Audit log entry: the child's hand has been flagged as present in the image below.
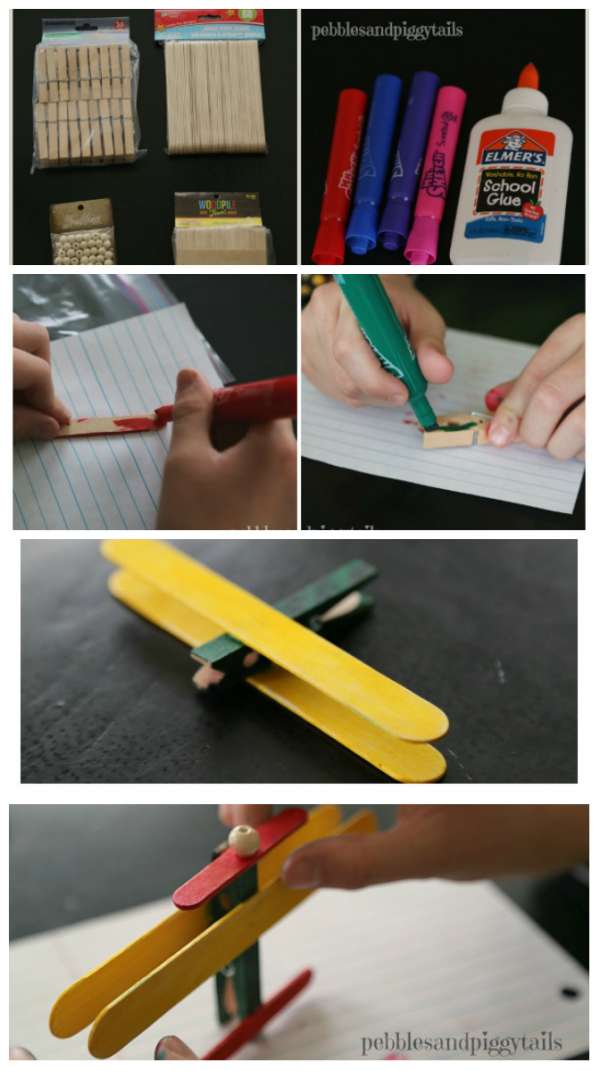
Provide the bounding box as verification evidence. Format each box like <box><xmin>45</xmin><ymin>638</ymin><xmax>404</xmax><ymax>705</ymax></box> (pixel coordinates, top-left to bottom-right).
<box><xmin>157</xmin><ymin>371</ymin><xmax>297</xmax><ymax>530</ymax></box>
<box><xmin>281</xmin><ymin>805</ymin><xmax>588</xmax><ymax>889</ymax></box>
<box><xmin>13</xmin><ymin>316</ymin><xmax>71</xmax><ymax>440</ymax></box>
<box><xmin>486</xmin><ymin>314</ymin><xmax>585</xmax><ymax>459</ymax></box>
<box><xmin>302</xmin><ymin>275</ymin><xmax>453</xmax><ymax>408</ymax></box>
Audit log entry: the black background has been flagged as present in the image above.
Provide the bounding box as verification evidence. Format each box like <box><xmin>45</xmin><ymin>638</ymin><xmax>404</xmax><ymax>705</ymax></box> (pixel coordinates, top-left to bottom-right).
<box><xmin>21</xmin><ymin>539</ymin><xmax>577</xmax><ymax>785</ymax></box>
<box><xmin>13</xmin><ymin>10</ymin><xmax>297</xmax><ymax>265</ymax></box>
<box><xmin>301</xmin><ymin>9</ymin><xmax>586</xmax><ymax>265</ymax></box>
<box><xmin>302</xmin><ymin>274</ymin><xmax>585</xmax><ymax>530</ymax></box>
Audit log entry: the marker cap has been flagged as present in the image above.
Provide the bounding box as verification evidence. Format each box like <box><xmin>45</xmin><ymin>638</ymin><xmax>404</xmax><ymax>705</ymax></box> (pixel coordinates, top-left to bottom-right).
<box><xmin>403</xmin><ymin>215</ymin><xmax>440</xmax><ymax>265</ymax></box>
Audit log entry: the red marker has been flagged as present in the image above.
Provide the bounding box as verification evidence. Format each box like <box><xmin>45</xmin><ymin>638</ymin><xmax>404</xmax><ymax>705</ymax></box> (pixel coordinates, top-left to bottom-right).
<box><xmin>312</xmin><ymin>89</ymin><xmax>368</xmax><ymax>265</ymax></box>
<box><xmin>54</xmin><ymin>375</ymin><xmax>297</xmax><ymax>438</ymax></box>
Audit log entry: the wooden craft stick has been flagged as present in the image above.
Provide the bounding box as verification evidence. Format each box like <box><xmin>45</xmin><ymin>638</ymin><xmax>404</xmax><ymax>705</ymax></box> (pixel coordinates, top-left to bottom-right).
<box><xmin>36</xmin><ymin>48</ymin><xmax>48</xmax><ymax>82</ymax></box>
<box><xmin>56</xmin><ymin>48</ymin><xmax>68</xmax><ymax>80</ymax></box>
<box><xmin>68</xmin><ymin>100</ymin><xmax>81</xmax><ymax>159</ymax></box>
<box><xmin>88</xmin><ymin>811</ymin><xmax>374</xmax><ymax>1058</ymax></box>
<box><xmin>49</xmin><ymin>806</ymin><xmax>340</xmax><ymax>1041</ymax></box>
<box><xmin>88</xmin><ymin>46</ymin><xmax>100</xmax><ymax>78</ymax></box>
<box><xmin>107</xmin><ymin>566</ymin><xmax>446</xmax><ymax>783</ymax></box>
<box><xmin>67</xmin><ymin>47</ymin><xmax>78</xmax><ymax>80</ymax></box>
<box><xmin>45</xmin><ymin>48</ymin><xmax>57</xmax><ymax>82</ymax></box>
<box><xmin>202</xmin><ymin>969</ymin><xmax>313</xmax><ymax>1061</ymax></box>
<box><xmin>99</xmin><ymin>100</ymin><xmax>114</xmax><ymax>156</ymax></box>
<box><xmin>78</xmin><ymin>47</ymin><xmax>89</xmax><ymax>80</ymax></box>
<box><xmin>79</xmin><ymin>100</ymin><xmax>91</xmax><ymax>158</ymax></box>
<box><xmin>102</xmin><ymin>541</ymin><xmax>447</xmax><ymax>745</ymax></box>
<box><xmin>422</xmin><ymin>413</ymin><xmax>491</xmax><ymax>450</ymax></box>
<box><xmin>100</xmin><ymin>45</ymin><xmax>111</xmax><ymax>79</ymax></box>
<box><xmin>173</xmin><ymin>809</ymin><xmax>307</xmax><ymax>910</ymax></box>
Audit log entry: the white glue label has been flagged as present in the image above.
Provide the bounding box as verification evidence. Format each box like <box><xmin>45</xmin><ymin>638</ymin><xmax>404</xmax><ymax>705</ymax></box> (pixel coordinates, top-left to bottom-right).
<box><xmin>465</xmin><ymin>127</ymin><xmax>555</xmax><ymax>243</ymax></box>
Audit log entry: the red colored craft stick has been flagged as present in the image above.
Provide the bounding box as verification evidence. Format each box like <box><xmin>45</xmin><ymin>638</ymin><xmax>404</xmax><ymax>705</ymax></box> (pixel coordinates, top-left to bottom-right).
<box><xmin>155</xmin><ymin>374</ymin><xmax>297</xmax><ymax>427</ymax></box>
<box><xmin>202</xmin><ymin>969</ymin><xmax>313</xmax><ymax>1060</ymax></box>
<box><xmin>172</xmin><ymin>807</ymin><xmax>307</xmax><ymax>910</ymax></box>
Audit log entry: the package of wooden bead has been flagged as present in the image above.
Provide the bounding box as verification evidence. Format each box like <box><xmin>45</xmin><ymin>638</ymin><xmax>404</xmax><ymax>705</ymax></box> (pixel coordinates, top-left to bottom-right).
<box><xmin>51</xmin><ymin>228</ymin><xmax>116</xmax><ymax>266</ymax></box>
<box><xmin>32</xmin><ymin>18</ymin><xmax>142</xmax><ymax>169</ymax></box>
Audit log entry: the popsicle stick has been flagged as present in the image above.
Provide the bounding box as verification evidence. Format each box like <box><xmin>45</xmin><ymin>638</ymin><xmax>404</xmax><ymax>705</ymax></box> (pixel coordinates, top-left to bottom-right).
<box><xmin>202</xmin><ymin>969</ymin><xmax>313</xmax><ymax>1060</ymax></box>
<box><xmin>102</xmin><ymin>541</ymin><xmax>448</xmax><ymax>744</ymax></box>
<box><xmin>87</xmin><ymin>810</ymin><xmax>374</xmax><ymax>1059</ymax></box>
<box><xmin>107</xmin><ymin>567</ymin><xmax>447</xmax><ymax>783</ymax></box>
<box><xmin>49</xmin><ymin>806</ymin><xmax>340</xmax><ymax>1040</ymax></box>
<box><xmin>173</xmin><ymin>808</ymin><xmax>307</xmax><ymax>910</ymax></box>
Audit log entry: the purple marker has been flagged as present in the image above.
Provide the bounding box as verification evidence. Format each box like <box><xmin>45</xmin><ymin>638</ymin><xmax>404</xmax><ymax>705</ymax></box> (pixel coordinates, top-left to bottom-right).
<box><xmin>378</xmin><ymin>71</ymin><xmax>440</xmax><ymax>251</ymax></box>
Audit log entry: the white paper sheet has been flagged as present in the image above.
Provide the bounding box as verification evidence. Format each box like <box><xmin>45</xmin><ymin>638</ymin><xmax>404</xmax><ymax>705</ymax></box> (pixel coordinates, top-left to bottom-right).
<box><xmin>13</xmin><ymin>304</ymin><xmax>224</xmax><ymax>531</ymax></box>
<box><xmin>9</xmin><ymin>878</ymin><xmax>588</xmax><ymax>1060</ymax></box>
<box><xmin>302</xmin><ymin>329</ymin><xmax>584</xmax><ymax>514</ymax></box>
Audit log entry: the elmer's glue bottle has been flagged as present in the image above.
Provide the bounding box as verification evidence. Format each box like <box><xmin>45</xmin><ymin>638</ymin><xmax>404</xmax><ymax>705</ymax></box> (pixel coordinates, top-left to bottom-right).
<box><xmin>450</xmin><ymin>64</ymin><xmax>572</xmax><ymax>264</ymax></box>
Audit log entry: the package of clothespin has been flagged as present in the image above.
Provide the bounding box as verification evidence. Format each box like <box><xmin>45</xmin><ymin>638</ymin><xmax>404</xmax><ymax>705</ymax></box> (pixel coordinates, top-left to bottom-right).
<box><xmin>173</xmin><ymin>192</ymin><xmax>274</xmax><ymax>264</ymax></box>
<box><xmin>155</xmin><ymin>10</ymin><xmax>267</xmax><ymax>154</ymax></box>
<box><xmin>49</xmin><ymin>198</ymin><xmax>116</xmax><ymax>265</ymax></box>
<box><xmin>32</xmin><ymin>17</ymin><xmax>143</xmax><ymax>170</ymax></box>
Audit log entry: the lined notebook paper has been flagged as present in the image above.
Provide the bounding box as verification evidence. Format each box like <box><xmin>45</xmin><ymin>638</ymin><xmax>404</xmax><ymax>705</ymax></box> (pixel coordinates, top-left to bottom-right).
<box><xmin>13</xmin><ymin>305</ymin><xmax>224</xmax><ymax>530</ymax></box>
<box><xmin>10</xmin><ymin>878</ymin><xmax>588</xmax><ymax>1059</ymax></box>
<box><xmin>302</xmin><ymin>329</ymin><xmax>585</xmax><ymax>514</ymax></box>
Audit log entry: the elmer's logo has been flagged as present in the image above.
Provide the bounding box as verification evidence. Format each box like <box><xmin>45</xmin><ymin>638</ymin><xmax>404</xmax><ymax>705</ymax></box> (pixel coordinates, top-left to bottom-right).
<box><xmin>478</xmin><ymin>128</ymin><xmax>555</xmax><ymax>167</ymax></box>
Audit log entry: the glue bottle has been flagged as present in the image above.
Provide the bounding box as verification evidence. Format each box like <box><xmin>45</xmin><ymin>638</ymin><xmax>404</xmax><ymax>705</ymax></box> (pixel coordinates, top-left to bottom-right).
<box><xmin>450</xmin><ymin>64</ymin><xmax>572</xmax><ymax>264</ymax></box>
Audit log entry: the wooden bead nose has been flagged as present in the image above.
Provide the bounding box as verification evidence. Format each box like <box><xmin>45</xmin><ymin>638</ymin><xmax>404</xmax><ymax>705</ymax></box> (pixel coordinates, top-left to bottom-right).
<box><xmin>228</xmin><ymin>824</ymin><xmax>260</xmax><ymax>857</ymax></box>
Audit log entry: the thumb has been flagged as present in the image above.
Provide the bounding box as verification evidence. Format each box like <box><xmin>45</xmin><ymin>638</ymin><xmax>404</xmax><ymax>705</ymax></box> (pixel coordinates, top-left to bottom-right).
<box><xmin>168</xmin><ymin>369</ymin><xmax>213</xmax><ymax>453</ymax></box>
<box><xmin>282</xmin><ymin>825</ymin><xmax>439</xmax><ymax>891</ymax></box>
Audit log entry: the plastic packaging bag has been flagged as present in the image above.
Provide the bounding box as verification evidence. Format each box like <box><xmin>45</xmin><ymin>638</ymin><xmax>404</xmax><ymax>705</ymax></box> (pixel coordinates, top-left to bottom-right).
<box><xmin>49</xmin><ymin>198</ymin><xmax>116</xmax><ymax>265</ymax></box>
<box><xmin>172</xmin><ymin>192</ymin><xmax>275</xmax><ymax>264</ymax></box>
<box><xmin>32</xmin><ymin>17</ymin><xmax>143</xmax><ymax>170</ymax></box>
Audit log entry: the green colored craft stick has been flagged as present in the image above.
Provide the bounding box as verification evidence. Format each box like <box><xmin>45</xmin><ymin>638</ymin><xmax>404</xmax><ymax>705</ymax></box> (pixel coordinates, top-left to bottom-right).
<box><xmin>334</xmin><ymin>274</ymin><xmax>438</xmax><ymax>430</ymax></box>
<box><xmin>191</xmin><ymin>559</ymin><xmax>378</xmax><ymax>676</ymax></box>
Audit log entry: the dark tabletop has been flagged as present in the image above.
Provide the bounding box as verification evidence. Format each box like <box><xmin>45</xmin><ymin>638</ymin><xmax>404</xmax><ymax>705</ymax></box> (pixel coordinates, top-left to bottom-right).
<box><xmin>301</xmin><ymin>9</ymin><xmax>586</xmax><ymax>265</ymax></box>
<box><xmin>302</xmin><ymin>273</ymin><xmax>585</xmax><ymax>530</ymax></box>
<box><xmin>13</xmin><ymin>10</ymin><xmax>297</xmax><ymax>265</ymax></box>
<box><xmin>21</xmin><ymin>538</ymin><xmax>577</xmax><ymax>785</ymax></box>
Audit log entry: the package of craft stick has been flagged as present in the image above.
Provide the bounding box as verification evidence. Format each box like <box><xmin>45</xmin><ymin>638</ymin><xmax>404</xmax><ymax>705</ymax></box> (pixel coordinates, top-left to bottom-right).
<box><xmin>49</xmin><ymin>198</ymin><xmax>116</xmax><ymax>265</ymax></box>
<box><xmin>173</xmin><ymin>192</ymin><xmax>275</xmax><ymax>264</ymax></box>
<box><xmin>32</xmin><ymin>17</ymin><xmax>143</xmax><ymax>170</ymax></box>
<box><xmin>155</xmin><ymin>11</ymin><xmax>267</xmax><ymax>155</ymax></box>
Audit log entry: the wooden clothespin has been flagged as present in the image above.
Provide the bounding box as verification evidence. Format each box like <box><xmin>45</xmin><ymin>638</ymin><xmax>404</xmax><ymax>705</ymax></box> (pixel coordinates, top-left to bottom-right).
<box><xmin>102</xmin><ymin>540</ymin><xmax>448</xmax><ymax>783</ymax></box>
<box><xmin>50</xmin><ymin>805</ymin><xmax>377</xmax><ymax>1058</ymax></box>
<box><xmin>422</xmin><ymin>412</ymin><xmax>490</xmax><ymax>449</ymax></box>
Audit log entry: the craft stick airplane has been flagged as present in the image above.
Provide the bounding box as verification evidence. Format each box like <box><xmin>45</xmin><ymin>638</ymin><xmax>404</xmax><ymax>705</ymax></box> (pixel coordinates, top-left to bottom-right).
<box><xmin>101</xmin><ymin>541</ymin><xmax>449</xmax><ymax>782</ymax></box>
<box><xmin>50</xmin><ymin>805</ymin><xmax>376</xmax><ymax>1059</ymax></box>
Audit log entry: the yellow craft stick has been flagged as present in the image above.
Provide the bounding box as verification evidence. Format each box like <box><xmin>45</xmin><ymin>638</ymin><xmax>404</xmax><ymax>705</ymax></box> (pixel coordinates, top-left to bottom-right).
<box><xmin>86</xmin><ymin>810</ymin><xmax>374</xmax><ymax>1058</ymax></box>
<box><xmin>108</xmin><ymin>570</ymin><xmax>446</xmax><ymax>782</ymax></box>
<box><xmin>50</xmin><ymin>805</ymin><xmax>342</xmax><ymax>1040</ymax></box>
<box><xmin>102</xmin><ymin>541</ymin><xmax>448</xmax><ymax>744</ymax></box>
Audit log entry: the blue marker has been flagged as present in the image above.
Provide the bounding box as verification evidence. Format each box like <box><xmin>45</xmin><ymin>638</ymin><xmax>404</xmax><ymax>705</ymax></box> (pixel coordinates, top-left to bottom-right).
<box><xmin>378</xmin><ymin>71</ymin><xmax>440</xmax><ymax>251</ymax></box>
<box><xmin>346</xmin><ymin>74</ymin><xmax>403</xmax><ymax>255</ymax></box>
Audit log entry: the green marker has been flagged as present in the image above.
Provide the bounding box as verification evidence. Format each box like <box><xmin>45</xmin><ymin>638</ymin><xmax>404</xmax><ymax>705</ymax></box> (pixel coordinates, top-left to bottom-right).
<box><xmin>334</xmin><ymin>273</ymin><xmax>438</xmax><ymax>430</ymax></box>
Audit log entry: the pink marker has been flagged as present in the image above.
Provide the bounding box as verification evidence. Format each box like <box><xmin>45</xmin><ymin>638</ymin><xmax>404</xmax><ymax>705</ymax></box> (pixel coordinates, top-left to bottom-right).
<box><xmin>404</xmin><ymin>85</ymin><xmax>467</xmax><ymax>265</ymax></box>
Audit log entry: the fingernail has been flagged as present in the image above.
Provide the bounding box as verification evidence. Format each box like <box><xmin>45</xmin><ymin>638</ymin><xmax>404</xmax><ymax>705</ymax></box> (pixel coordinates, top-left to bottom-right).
<box><xmin>484</xmin><ymin>387</ymin><xmax>506</xmax><ymax>413</ymax></box>
<box><xmin>282</xmin><ymin>855</ymin><xmax>321</xmax><ymax>889</ymax></box>
<box><xmin>488</xmin><ymin>420</ymin><xmax>511</xmax><ymax>447</ymax></box>
<box><xmin>176</xmin><ymin>369</ymin><xmax>199</xmax><ymax>394</ymax></box>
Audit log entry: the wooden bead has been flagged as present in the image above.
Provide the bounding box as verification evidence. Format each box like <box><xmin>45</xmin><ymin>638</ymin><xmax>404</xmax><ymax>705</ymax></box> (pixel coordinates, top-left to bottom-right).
<box><xmin>228</xmin><ymin>824</ymin><xmax>260</xmax><ymax>857</ymax></box>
